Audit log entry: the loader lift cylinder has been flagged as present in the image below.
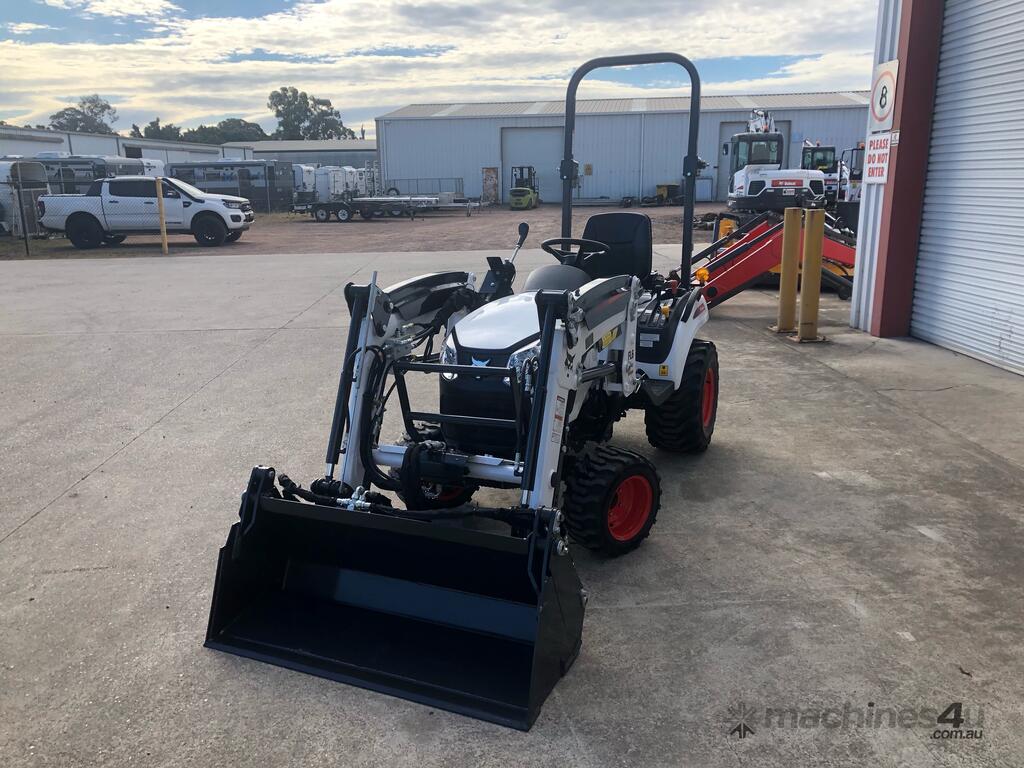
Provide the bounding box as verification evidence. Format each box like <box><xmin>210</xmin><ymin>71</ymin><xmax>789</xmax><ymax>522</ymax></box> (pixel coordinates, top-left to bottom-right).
<box><xmin>560</xmin><ymin>53</ymin><xmax>702</xmax><ymax>278</ymax></box>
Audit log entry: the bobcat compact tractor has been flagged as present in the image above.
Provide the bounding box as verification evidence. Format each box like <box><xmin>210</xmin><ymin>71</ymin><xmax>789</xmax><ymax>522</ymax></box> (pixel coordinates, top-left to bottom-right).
<box><xmin>205</xmin><ymin>53</ymin><xmax>718</xmax><ymax>731</ymax></box>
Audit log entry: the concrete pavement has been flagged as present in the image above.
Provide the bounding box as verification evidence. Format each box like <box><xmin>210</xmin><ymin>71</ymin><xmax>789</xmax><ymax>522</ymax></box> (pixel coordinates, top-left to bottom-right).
<box><xmin>2</xmin><ymin>248</ymin><xmax>1022</xmax><ymax>767</ymax></box>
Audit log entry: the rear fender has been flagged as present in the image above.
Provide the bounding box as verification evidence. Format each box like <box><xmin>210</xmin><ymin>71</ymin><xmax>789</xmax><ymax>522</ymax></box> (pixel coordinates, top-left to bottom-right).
<box><xmin>636</xmin><ymin>293</ymin><xmax>708</xmax><ymax>388</ymax></box>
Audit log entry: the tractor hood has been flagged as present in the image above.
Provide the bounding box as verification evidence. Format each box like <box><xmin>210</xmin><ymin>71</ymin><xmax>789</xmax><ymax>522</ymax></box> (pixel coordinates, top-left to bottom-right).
<box><xmin>452</xmin><ymin>292</ymin><xmax>539</xmax><ymax>351</ymax></box>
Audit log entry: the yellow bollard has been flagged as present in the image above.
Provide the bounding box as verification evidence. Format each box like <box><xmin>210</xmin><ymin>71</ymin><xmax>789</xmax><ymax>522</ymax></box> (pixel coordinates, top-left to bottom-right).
<box><xmin>772</xmin><ymin>208</ymin><xmax>802</xmax><ymax>332</ymax></box>
<box><xmin>155</xmin><ymin>176</ymin><xmax>169</xmax><ymax>256</ymax></box>
<box><xmin>795</xmin><ymin>207</ymin><xmax>825</xmax><ymax>342</ymax></box>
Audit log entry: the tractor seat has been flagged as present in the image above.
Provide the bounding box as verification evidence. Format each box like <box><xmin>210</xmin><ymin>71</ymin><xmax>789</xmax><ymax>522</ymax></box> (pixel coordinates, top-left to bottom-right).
<box><xmin>523</xmin><ymin>263</ymin><xmax>591</xmax><ymax>292</ymax></box>
<box><xmin>580</xmin><ymin>212</ymin><xmax>653</xmax><ymax>280</ymax></box>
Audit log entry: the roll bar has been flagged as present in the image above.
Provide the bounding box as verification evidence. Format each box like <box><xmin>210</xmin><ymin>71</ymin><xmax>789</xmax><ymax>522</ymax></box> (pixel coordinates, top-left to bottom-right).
<box><xmin>560</xmin><ymin>53</ymin><xmax>702</xmax><ymax>277</ymax></box>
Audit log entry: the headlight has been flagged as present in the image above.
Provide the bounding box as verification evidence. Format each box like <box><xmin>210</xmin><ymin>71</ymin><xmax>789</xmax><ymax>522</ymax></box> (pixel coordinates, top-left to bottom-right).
<box><xmin>439</xmin><ymin>334</ymin><xmax>457</xmax><ymax>380</ymax></box>
<box><xmin>508</xmin><ymin>340</ymin><xmax>540</xmax><ymax>384</ymax></box>
<box><xmin>222</xmin><ymin>200</ymin><xmax>245</xmax><ymax>209</ymax></box>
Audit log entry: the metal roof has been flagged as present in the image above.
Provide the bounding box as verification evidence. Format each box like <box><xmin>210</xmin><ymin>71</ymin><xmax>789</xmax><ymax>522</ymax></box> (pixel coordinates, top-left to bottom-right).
<box><xmin>220</xmin><ymin>139</ymin><xmax>377</xmax><ymax>151</ymax></box>
<box><xmin>378</xmin><ymin>92</ymin><xmax>871</xmax><ymax>120</ymax></box>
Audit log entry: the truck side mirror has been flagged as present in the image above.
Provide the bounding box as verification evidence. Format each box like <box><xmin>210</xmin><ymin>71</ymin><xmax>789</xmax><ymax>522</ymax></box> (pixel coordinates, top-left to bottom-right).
<box><xmin>722</xmin><ymin>143</ymin><xmax>729</xmax><ymax>156</ymax></box>
<box><xmin>517</xmin><ymin>221</ymin><xmax>529</xmax><ymax>247</ymax></box>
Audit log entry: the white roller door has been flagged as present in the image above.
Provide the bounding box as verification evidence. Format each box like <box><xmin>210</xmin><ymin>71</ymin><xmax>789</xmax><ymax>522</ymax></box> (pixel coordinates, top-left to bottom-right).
<box><xmin>912</xmin><ymin>0</ymin><xmax>1024</xmax><ymax>374</ymax></box>
<box><xmin>501</xmin><ymin>127</ymin><xmax>563</xmax><ymax>203</ymax></box>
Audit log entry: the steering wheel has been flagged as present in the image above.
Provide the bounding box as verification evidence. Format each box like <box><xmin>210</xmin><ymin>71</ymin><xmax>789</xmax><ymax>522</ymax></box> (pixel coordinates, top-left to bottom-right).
<box><xmin>540</xmin><ymin>238</ymin><xmax>609</xmax><ymax>269</ymax></box>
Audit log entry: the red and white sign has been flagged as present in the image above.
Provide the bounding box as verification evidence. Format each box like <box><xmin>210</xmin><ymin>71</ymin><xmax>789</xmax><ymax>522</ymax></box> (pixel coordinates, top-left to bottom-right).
<box><xmin>771</xmin><ymin>179</ymin><xmax>802</xmax><ymax>187</ymax></box>
<box><xmin>870</xmin><ymin>60</ymin><xmax>899</xmax><ymax>133</ymax></box>
<box><xmin>864</xmin><ymin>133</ymin><xmax>892</xmax><ymax>185</ymax></box>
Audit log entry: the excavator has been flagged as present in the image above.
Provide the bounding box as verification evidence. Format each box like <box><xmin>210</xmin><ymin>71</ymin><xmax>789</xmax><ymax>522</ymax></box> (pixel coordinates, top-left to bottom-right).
<box><xmin>726</xmin><ymin>110</ymin><xmax>827</xmax><ymax>213</ymax></box>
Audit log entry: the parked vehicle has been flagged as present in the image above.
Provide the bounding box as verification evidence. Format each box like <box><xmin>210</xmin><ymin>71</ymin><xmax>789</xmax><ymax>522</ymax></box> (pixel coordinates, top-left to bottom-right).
<box><xmin>801</xmin><ymin>142</ymin><xmax>839</xmax><ymax>205</ymax></box>
<box><xmin>0</xmin><ymin>160</ymin><xmax>49</xmax><ymax>236</ymax></box>
<box><xmin>726</xmin><ymin>110</ymin><xmax>826</xmax><ymax>212</ymax></box>
<box><xmin>37</xmin><ymin>176</ymin><xmax>253</xmax><ymax>248</ymax></box>
<box><xmin>166</xmin><ymin>160</ymin><xmax>292</xmax><ymax>212</ymax></box>
<box><xmin>34</xmin><ymin>154</ymin><xmax>164</xmax><ymax>195</ymax></box>
<box><xmin>293</xmin><ymin>164</ymin><xmax>316</xmax><ymax>206</ymax></box>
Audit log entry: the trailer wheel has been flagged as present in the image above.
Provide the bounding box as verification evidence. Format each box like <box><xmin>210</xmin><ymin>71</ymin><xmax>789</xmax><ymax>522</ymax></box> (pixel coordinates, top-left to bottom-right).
<box><xmin>386</xmin><ymin>186</ymin><xmax>401</xmax><ymax>196</ymax></box>
<box><xmin>335</xmin><ymin>206</ymin><xmax>352</xmax><ymax>222</ymax></box>
<box><xmin>387</xmin><ymin>207</ymin><xmax>404</xmax><ymax>218</ymax></box>
<box><xmin>645</xmin><ymin>340</ymin><xmax>718</xmax><ymax>453</ymax></box>
<box><xmin>67</xmin><ymin>215</ymin><xmax>104</xmax><ymax>249</ymax></box>
<box><xmin>359</xmin><ymin>208</ymin><xmax>374</xmax><ymax>220</ymax></box>
<box><xmin>314</xmin><ymin>206</ymin><xmax>330</xmax><ymax>223</ymax></box>
<box><xmin>561</xmin><ymin>444</ymin><xmax>660</xmax><ymax>556</ymax></box>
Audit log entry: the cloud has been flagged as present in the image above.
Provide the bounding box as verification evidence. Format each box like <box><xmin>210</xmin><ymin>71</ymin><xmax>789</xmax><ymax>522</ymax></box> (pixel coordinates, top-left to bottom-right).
<box><xmin>1</xmin><ymin>0</ymin><xmax>877</xmax><ymax>134</ymax></box>
<box><xmin>34</xmin><ymin>0</ymin><xmax>180</xmax><ymax>18</ymax></box>
<box><xmin>6</xmin><ymin>22</ymin><xmax>62</xmax><ymax>34</ymax></box>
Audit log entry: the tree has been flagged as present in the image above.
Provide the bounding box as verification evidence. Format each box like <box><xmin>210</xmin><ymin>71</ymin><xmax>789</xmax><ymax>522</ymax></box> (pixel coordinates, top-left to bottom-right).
<box><xmin>48</xmin><ymin>95</ymin><xmax>118</xmax><ymax>134</ymax></box>
<box><xmin>180</xmin><ymin>118</ymin><xmax>268</xmax><ymax>145</ymax></box>
<box><xmin>129</xmin><ymin>117</ymin><xmax>182</xmax><ymax>141</ymax></box>
<box><xmin>267</xmin><ymin>86</ymin><xmax>355</xmax><ymax>140</ymax></box>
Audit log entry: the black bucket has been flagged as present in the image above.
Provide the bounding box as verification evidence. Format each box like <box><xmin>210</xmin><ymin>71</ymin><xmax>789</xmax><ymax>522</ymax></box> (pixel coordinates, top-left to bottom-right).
<box><xmin>206</xmin><ymin>468</ymin><xmax>586</xmax><ymax>730</ymax></box>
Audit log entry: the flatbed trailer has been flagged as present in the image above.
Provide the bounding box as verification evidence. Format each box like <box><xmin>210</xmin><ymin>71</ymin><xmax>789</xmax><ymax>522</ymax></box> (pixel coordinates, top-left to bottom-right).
<box><xmin>296</xmin><ymin>195</ymin><xmax>478</xmax><ymax>223</ymax></box>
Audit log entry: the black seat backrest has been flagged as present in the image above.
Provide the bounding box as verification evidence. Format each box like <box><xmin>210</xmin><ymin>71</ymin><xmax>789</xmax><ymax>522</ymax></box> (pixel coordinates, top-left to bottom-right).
<box><xmin>580</xmin><ymin>212</ymin><xmax>653</xmax><ymax>280</ymax></box>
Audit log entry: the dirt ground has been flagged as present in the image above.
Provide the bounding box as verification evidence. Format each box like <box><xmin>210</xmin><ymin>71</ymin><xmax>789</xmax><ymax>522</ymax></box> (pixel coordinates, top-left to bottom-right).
<box><xmin>0</xmin><ymin>203</ymin><xmax>722</xmax><ymax>260</ymax></box>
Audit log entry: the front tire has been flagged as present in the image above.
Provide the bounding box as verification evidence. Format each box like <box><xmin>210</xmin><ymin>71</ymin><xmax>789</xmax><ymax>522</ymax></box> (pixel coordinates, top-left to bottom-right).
<box><xmin>67</xmin><ymin>216</ymin><xmax>104</xmax><ymax>249</ymax></box>
<box><xmin>225</xmin><ymin>230</ymin><xmax>242</xmax><ymax>243</ymax></box>
<box><xmin>562</xmin><ymin>444</ymin><xmax>661</xmax><ymax>556</ymax></box>
<box><xmin>102</xmin><ymin>234</ymin><xmax>126</xmax><ymax>245</ymax></box>
<box><xmin>645</xmin><ymin>340</ymin><xmax>719</xmax><ymax>453</ymax></box>
<box><xmin>192</xmin><ymin>216</ymin><xmax>227</xmax><ymax>246</ymax></box>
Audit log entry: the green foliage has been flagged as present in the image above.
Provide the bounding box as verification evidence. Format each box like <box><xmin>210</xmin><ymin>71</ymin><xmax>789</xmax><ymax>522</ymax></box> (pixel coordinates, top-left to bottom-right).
<box><xmin>180</xmin><ymin>118</ymin><xmax>269</xmax><ymax>145</ymax></box>
<box><xmin>267</xmin><ymin>86</ymin><xmax>355</xmax><ymax>140</ymax></box>
<box><xmin>48</xmin><ymin>94</ymin><xmax>118</xmax><ymax>134</ymax></box>
<box><xmin>130</xmin><ymin>117</ymin><xmax>182</xmax><ymax>141</ymax></box>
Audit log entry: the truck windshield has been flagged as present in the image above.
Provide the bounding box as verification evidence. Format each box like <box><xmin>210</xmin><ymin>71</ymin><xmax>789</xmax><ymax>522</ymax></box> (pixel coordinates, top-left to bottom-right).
<box><xmin>167</xmin><ymin>177</ymin><xmax>206</xmax><ymax>199</ymax></box>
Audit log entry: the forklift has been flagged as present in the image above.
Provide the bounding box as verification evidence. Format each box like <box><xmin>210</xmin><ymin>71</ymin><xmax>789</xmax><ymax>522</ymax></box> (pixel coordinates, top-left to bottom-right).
<box><xmin>509</xmin><ymin>166</ymin><xmax>539</xmax><ymax>210</ymax></box>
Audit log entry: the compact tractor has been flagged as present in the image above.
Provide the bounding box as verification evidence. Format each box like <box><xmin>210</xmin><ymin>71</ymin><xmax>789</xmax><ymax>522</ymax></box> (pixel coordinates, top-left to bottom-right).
<box><xmin>205</xmin><ymin>53</ymin><xmax>717</xmax><ymax>731</ymax></box>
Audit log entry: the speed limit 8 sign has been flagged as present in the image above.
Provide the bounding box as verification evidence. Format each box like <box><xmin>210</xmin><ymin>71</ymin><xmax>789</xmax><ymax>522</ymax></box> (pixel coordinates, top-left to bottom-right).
<box><xmin>869</xmin><ymin>59</ymin><xmax>899</xmax><ymax>133</ymax></box>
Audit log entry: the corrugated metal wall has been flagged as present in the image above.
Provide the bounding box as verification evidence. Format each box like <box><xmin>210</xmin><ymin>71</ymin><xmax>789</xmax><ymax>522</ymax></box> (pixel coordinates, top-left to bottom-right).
<box><xmin>377</xmin><ymin>107</ymin><xmax>868</xmax><ymax>201</ymax></box>
<box><xmin>910</xmin><ymin>0</ymin><xmax>1024</xmax><ymax>374</ymax></box>
<box><xmin>850</xmin><ymin>0</ymin><xmax>902</xmax><ymax>331</ymax></box>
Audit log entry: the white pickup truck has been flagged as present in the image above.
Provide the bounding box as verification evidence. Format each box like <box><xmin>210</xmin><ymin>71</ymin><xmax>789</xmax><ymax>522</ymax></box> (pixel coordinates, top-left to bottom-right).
<box><xmin>38</xmin><ymin>176</ymin><xmax>254</xmax><ymax>249</ymax></box>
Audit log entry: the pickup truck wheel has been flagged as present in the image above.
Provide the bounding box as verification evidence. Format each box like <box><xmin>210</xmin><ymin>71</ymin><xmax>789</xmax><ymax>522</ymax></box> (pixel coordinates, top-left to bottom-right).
<box><xmin>192</xmin><ymin>215</ymin><xmax>227</xmax><ymax>246</ymax></box>
<box><xmin>67</xmin><ymin>216</ymin><xmax>104</xmax><ymax>249</ymax></box>
<box><xmin>224</xmin><ymin>231</ymin><xmax>242</xmax><ymax>243</ymax></box>
<box><xmin>102</xmin><ymin>234</ymin><xmax>126</xmax><ymax>245</ymax></box>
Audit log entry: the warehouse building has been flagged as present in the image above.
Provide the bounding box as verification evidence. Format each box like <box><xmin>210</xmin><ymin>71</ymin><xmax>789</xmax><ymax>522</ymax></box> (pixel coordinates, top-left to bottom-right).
<box><xmin>852</xmin><ymin>0</ymin><xmax>1023</xmax><ymax>375</ymax></box>
<box><xmin>221</xmin><ymin>139</ymin><xmax>377</xmax><ymax>169</ymax></box>
<box><xmin>376</xmin><ymin>92</ymin><xmax>869</xmax><ymax>203</ymax></box>
<box><xmin>0</xmin><ymin>124</ymin><xmax>232</xmax><ymax>163</ymax></box>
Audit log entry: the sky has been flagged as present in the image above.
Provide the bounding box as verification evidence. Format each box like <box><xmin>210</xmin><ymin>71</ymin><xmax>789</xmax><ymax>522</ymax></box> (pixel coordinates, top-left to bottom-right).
<box><xmin>0</xmin><ymin>0</ymin><xmax>879</xmax><ymax>139</ymax></box>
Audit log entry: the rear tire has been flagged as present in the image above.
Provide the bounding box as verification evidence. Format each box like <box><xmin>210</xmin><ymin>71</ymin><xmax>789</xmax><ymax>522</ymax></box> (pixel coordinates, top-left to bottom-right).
<box><xmin>192</xmin><ymin>215</ymin><xmax>227</xmax><ymax>246</ymax></box>
<box><xmin>314</xmin><ymin>207</ymin><xmax>330</xmax><ymax>223</ymax></box>
<box><xmin>335</xmin><ymin>206</ymin><xmax>352</xmax><ymax>222</ymax></box>
<box><xmin>225</xmin><ymin>230</ymin><xmax>242</xmax><ymax>243</ymax></box>
<box><xmin>67</xmin><ymin>216</ymin><xmax>104</xmax><ymax>249</ymax></box>
<box><xmin>645</xmin><ymin>340</ymin><xmax>718</xmax><ymax>453</ymax></box>
<box><xmin>562</xmin><ymin>444</ymin><xmax>660</xmax><ymax>556</ymax></box>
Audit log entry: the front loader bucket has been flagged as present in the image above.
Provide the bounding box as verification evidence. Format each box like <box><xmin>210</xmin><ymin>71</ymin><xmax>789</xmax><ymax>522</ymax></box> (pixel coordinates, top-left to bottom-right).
<box><xmin>206</xmin><ymin>469</ymin><xmax>586</xmax><ymax>730</ymax></box>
